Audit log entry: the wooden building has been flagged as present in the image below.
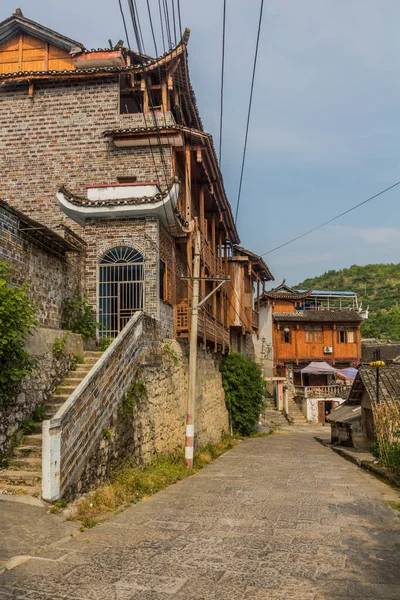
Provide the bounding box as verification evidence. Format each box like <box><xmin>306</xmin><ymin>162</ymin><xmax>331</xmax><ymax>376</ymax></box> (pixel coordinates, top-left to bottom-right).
<box><xmin>0</xmin><ymin>9</ymin><xmax>271</xmax><ymax>353</ymax></box>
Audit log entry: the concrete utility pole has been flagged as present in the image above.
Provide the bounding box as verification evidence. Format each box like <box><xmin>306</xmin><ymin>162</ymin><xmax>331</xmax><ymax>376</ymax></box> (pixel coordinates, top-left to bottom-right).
<box><xmin>185</xmin><ymin>229</ymin><xmax>201</xmax><ymax>469</ymax></box>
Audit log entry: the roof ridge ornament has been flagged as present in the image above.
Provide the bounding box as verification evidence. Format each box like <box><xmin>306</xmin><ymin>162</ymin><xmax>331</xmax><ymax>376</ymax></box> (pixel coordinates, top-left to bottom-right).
<box><xmin>14</xmin><ymin>8</ymin><xmax>23</xmax><ymax>16</ymax></box>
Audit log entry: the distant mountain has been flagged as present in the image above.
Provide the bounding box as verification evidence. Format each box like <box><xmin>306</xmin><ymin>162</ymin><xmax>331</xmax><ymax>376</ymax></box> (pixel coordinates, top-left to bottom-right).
<box><xmin>295</xmin><ymin>264</ymin><xmax>400</xmax><ymax>341</ymax></box>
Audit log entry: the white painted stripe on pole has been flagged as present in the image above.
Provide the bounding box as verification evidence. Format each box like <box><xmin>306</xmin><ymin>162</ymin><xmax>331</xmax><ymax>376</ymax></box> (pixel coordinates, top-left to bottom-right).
<box><xmin>186</xmin><ymin>424</ymin><xmax>194</xmax><ymax>437</ymax></box>
<box><xmin>185</xmin><ymin>446</ymin><xmax>194</xmax><ymax>459</ymax></box>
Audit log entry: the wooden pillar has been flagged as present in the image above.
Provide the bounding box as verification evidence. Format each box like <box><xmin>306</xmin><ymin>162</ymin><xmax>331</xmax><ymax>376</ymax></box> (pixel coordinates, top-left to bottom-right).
<box><xmin>162</xmin><ymin>82</ymin><xmax>169</xmax><ymax>112</ymax></box>
<box><xmin>185</xmin><ymin>144</ymin><xmax>192</xmax><ymax>223</ymax></box>
<box><xmin>199</xmin><ymin>187</ymin><xmax>205</xmax><ymax>234</ymax></box>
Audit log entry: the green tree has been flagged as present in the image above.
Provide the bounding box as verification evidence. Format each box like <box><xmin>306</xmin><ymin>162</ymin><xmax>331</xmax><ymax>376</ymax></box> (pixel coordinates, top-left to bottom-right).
<box><xmin>220</xmin><ymin>352</ymin><xmax>267</xmax><ymax>436</ymax></box>
<box><xmin>0</xmin><ymin>262</ymin><xmax>39</xmax><ymax>402</ymax></box>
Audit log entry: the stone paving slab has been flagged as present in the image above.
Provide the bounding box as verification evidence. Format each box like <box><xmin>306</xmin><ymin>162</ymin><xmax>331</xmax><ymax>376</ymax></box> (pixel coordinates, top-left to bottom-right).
<box><xmin>1</xmin><ymin>427</ymin><xmax>400</xmax><ymax>599</ymax></box>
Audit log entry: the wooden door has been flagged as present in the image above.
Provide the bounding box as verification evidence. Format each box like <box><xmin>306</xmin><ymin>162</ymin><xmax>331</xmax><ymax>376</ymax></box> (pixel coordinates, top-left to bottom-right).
<box><xmin>318</xmin><ymin>401</ymin><xmax>325</xmax><ymax>424</ymax></box>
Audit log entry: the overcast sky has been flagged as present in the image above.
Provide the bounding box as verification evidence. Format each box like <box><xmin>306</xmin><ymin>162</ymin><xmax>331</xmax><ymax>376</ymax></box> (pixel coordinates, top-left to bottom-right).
<box><xmin>3</xmin><ymin>0</ymin><xmax>400</xmax><ymax>286</ymax></box>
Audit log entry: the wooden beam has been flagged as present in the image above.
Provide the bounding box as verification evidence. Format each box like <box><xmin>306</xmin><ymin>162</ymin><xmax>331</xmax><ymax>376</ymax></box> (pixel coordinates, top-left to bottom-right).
<box><xmin>28</xmin><ymin>81</ymin><xmax>34</xmax><ymax>99</ymax></box>
<box><xmin>162</xmin><ymin>82</ymin><xmax>169</xmax><ymax>112</ymax></box>
<box><xmin>196</xmin><ymin>147</ymin><xmax>202</xmax><ymax>163</ymax></box>
<box><xmin>199</xmin><ymin>187</ymin><xmax>205</xmax><ymax>234</ymax></box>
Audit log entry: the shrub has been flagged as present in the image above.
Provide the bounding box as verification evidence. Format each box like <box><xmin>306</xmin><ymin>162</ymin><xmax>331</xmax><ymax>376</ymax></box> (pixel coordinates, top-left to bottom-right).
<box><xmin>62</xmin><ymin>293</ymin><xmax>99</xmax><ymax>340</ymax></box>
<box><xmin>220</xmin><ymin>352</ymin><xmax>267</xmax><ymax>436</ymax></box>
<box><xmin>96</xmin><ymin>336</ymin><xmax>113</xmax><ymax>351</ymax></box>
<box><xmin>0</xmin><ymin>262</ymin><xmax>39</xmax><ymax>403</ymax></box>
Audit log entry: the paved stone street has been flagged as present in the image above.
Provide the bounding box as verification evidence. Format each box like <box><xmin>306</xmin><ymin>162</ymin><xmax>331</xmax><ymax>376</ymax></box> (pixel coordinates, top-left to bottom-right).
<box><xmin>1</xmin><ymin>427</ymin><xmax>400</xmax><ymax>599</ymax></box>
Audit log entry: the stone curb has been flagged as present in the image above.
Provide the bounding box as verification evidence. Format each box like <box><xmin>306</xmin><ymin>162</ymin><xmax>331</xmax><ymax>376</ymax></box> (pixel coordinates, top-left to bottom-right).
<box><xmin>315</xmin><ymin>436</ymin><xmax>400</xmax><ymax>488</ymax></box>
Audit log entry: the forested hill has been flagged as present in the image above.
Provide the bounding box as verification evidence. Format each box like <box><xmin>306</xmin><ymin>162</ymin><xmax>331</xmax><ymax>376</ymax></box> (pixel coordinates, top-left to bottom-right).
<box><xmin>295</xmin><ymin>264</ymin><xmax>400</xmax><ymax>340</ymax></box>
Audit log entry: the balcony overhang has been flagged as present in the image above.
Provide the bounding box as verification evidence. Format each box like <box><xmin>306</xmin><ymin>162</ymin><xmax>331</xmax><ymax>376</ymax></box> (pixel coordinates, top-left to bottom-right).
<box><xmin>57</xmin><ymin>181</ymin><xmax>193</xmax><ymax>236</ymax></box>
<box><xmin>74</xmin><ymin>50</ymin><xmax>126</xmax><ymax>69</ymax></box>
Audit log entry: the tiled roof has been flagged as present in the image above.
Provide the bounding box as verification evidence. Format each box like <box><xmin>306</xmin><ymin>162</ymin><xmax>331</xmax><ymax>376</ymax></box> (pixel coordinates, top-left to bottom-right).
<box><xmin>58</xmin><ymin>181</ymin><xmax>177</xmax><ymax>208</ymax></box>
<box><xmin>359</xmin><ymin>366</ymin><xmax>400</xmax><ymax>406</ymax></box>
<box><xmin>102</xmin><ymin>125</ymin><xmax>211</xmax><ymax>141</ymax></box>
<box><xmin>273</xmin><ymin>310</ymin><xmax>363</xmax><ymax>323</ymax></box>
<box><xmin>0</xmin><ymin>65</ymin><xmax>136</xmax><ymax>80</ymax></box>
<box><xmin>327</xmin><ymin>402</ymin><xmax>361</xmax><ymax>423</ymax></box>
<box><xmin>232</xmin><ymin>246</ymin><xmax>274</xmax><ymax>281</ymax></box>
<box><xmin>361</xmin><ymin>341</ymin><xmax>400</xmax><ymax>364</ymax></box>
<box><xmin>0</xmin><ymin>12</ymin><xmax>84</xmax><ymax>51</ymax></box>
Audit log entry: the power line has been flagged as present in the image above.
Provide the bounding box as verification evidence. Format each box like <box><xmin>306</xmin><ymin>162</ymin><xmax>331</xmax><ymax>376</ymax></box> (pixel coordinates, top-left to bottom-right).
<box><xmin>171</xmin><ymin>0</ymin><xmax>178</xmax><ymax>48</ymax></box>
<box><xmin>261</xmin><ymin>180</ymin><xmax>400</xmax><ymax>257</ymax></box>
<box><xmin>163</xmin><ymin>0</ymin><xmax>173</xmax><ymax>48</ymax></box>
<box><xmin>146</xmin><ymin>0</ymin><xmax>159</xmax><ymax>56</ymax></box>
<box><xmin>118</xmin><ymin>0</ymin><xmax>132</xmax><ymax>50</ymax></box>
<box><xmin>158</xmin><ymin>0</ymin><xmax>167</xmax><ymax>54</ymax></box>
<box><xmin>177</xmin><ymin>0</ymin><xmax>183</xmax><ymax>37</ymax></box>
<box><xmin>219</xmin><ymin>0</ymin><xmax>227</xmax><ymax>166</ymax></box>
<box><xmin>234</xmin><ymin>0</ymin><xmax>265</xmax><ymax>225</ymax></box>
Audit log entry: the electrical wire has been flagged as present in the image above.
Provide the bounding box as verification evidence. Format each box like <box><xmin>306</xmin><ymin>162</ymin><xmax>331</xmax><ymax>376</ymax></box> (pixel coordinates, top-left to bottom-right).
<box><xmin>234</xmin><ymin>0</ymin><xmax>265</xmax><ymax>225</ymax></box>
<box><xmin>163</xmin><ymin>0</ymin><xmax>173</xmax><ymax>48</ymax></box>
<box><xmin>146</xmin><ymin>0</ymin><xmax>159</xmax><ymax>56</ymax></box>
<box><xmin>171</xmin><ymin>0</ymin><xmax>178</xmax><ymax>48</ymax></box>
<box><xmin>158</xmin><ymin>0</ymin><xmax>167</xmax><ymax>54</ymax></box>
<box><xmin>118</xmin><ymin>0</ymin><xmax>132</xmax><ymax>50</ymax></box>
<box><xmin>260</xmin><ymin>180</ymin><xmax>400</xmax><ymax>257</ymax></box>
<box><xmin>177</xmin><ymin>0</ymin><xmax>183</xmax><ymax>38</ymax></box>
<box><xmin>219</xmin><ymin>0</ymin><xmax>227</xmax><ymax>166</ymax></box>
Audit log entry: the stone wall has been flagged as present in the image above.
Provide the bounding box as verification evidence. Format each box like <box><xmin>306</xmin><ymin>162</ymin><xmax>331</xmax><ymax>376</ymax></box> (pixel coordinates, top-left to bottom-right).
<box><xmin>0</xmin><ymin>203</ymin><xmax>82</xmax><ymax>328</ymax></box>
<box><xmin>0</xmin><ymin>329</ymin><xmax>83</xmax><ymax>459</ymax></box>
<box><xmin>42</xmin><ymin>313</ymin><xmax>228</xmax><ymax>501</ymax></box>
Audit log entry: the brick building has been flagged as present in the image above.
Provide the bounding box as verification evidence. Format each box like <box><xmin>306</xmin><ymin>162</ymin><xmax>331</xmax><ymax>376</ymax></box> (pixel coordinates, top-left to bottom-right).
<box><xmin>0</xmin><ymin>9</ymin><xmax>271</xmax><ymax>349</ymax></box>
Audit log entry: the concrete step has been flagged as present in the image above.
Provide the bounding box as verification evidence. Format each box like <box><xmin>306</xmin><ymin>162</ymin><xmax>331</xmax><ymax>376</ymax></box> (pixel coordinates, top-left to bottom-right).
<box><xmin>0</xmin><ymin>483</ymin><xmax>41</xmax><ymax>496</ymax></box>
<box><xmin>74</xmin><ymin>364</ymin><xmax>92</xmax><ymax>372</ymax></box>
<box><xmin>51</xmin><ymin>393</ymin><xmax>70</xmax><ymax>402</ymax></box>
<box><xmin>84</xmin><ymin>351</ymin><xmax>103</xmax><ymax>358</ymax></box>
<box><xmin>8</xmin><ymin>457</ymin><xmax>42</xmax><ymax>471</ymax></box>
<box><xmin>0</xmin><ymin>470</ymin><xmax>41</xmax><ymax>486</ymax></box>
<box><xmin>14</xmin><ymin>445</ymin><xmax>42</xmax><ymax>459</ymax></box>
<box><xmin>83</xmin><ymin>358</ymin><xmax>98</xmax><ymax>365</ymax></box>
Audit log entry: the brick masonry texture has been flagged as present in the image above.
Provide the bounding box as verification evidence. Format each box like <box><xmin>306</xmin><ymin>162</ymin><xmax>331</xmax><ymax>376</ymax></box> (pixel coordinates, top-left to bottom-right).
<box><xmin>0</xmin><ymin>204</ymin><xmax>82</xmax><ymax>328</ymax></box>
<box><xmin>49</xmin><ymin>313</ymin><xmax>228</xmax><ymax>498</ymax></box>
<box><xmin>0</xmin><ymin>77</ymin><xmax>174</xmax><ymax>319</ymax></box>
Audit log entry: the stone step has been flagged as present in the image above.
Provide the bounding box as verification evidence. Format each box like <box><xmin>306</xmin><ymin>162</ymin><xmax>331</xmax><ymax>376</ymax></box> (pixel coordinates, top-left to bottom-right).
<box><xmin>84</xmin><ymin>351</ymin><xmax>103</xmax><ymax>358</ymax></box>
<box><xmin>14</xmin><ymin>444</ymin><xmax>42</xmax><ymax>458</ymax></box>
<box><xmin>23</xmin><ymin>434</ymin><xmax>42</xmax><ymax>447</ymax></box>
<box><xmin>64</xmin><ymin>377</ymin><xmax>85</xmax><ymax>386</ymax></box>
<box><xmin>55</xmin><ymin>385</ymin><xmax>78</xmax><ymax>394</ymax></box>
<box><xmin>67</xmin><ymin>370</ymin><xmax>88</xmax><ymax>379</ymax></box>
<box><xmin>74</xmin><ymin>365</ymin><xmax>92</xmax><ymax>372</ymax></box>
<box><xmin>8</xmin><ymin>457</ymin><xmax>42</xmax><ymax>471</ymax></box>
<box><xmin>51</xmin><ymin>393</ymin><xmax>70</xmax><ymax>402</ymax></box>
<box><xmin>0</xmin><ymin>470</ymin><xmax>41</xmax><ymax>486</ymax></box>
<box><xmin>0</xmin><ymin>483</ymin><xmax>41</xmax><ymax>496</ymax></box>
<box><xmin>83</xmin><ymin>358</ymin><xmax>98</xmax><ymax>365</ymax></box>
<box><xmin>44</xmin><ymin>402</ymin><xmax>65</xmax><ymax>416</ymax></box>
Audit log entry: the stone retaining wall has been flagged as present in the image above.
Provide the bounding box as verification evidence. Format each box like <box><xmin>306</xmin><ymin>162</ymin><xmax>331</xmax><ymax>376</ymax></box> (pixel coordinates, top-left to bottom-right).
<box><xmin>0</xmin><ymin>329</ymin><xmax>83</xmax><ymax>459</ymax></box>
<box><xmin>42</xmin><ymin>314</ymin><xmax>228</xmax><ymax>501</ymax></box>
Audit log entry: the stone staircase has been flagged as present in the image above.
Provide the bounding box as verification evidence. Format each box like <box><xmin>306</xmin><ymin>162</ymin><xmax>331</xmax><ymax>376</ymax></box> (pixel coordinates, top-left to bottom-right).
<box><xmin>287</xmin><ymin>397</ymin><xmax>309</xmax><ymax>426</ymax></box>
<box><xmin>0</xmin><ymin>351</ymin><xmax>103</xmax><ymax>496</ymax></box>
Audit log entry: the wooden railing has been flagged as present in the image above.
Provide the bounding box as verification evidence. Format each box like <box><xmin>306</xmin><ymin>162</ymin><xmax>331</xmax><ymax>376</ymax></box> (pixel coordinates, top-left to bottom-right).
<box><xmin>294</xmin><ymin>385</ymin><xmax>345</xmax><ymax>399</ymax></box>
<box><xmin>175</xmin><ymin>300</ymin><xmax>230</xmax><ymax>349</ymax></box>
<box><xmin>200</xmin><ymin>231</ymin><xmax>217</xmax><ymax>274</ymax></box>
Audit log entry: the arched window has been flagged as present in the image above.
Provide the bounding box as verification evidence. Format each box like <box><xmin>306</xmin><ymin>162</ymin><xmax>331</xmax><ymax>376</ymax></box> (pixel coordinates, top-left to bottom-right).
<box><xmin>98</xmin><ymin>246</ymin><xmax>144</xmax><ymax>338</ymax></box>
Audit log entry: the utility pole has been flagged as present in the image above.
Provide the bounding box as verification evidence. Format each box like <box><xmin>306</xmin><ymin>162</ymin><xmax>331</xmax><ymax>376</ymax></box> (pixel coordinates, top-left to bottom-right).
<box><xmin>370</xmin><ymin>349</ymin><xmax>385</xmax><ymax>405</ymax></box>
<box><xmin>183</xmin><ymin>230</ymin><xmax>230</xmax><ymax>468</ymax></box>
<box><xmin>185</xmin><ymin>229</ymin><xmax>201</xmax><ymax>469</ymax></box>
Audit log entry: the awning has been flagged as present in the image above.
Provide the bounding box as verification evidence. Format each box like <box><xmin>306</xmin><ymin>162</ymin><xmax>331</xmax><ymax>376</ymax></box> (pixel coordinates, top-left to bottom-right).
<box><xmin>301</xmin><ymin>361</ymin><xmax>338</xmax><ymax>375</ymax></box>
<box><xmin>337</xmin><ymin>367</ymin><xmax>358</xmax><ymax>380</ymax></box>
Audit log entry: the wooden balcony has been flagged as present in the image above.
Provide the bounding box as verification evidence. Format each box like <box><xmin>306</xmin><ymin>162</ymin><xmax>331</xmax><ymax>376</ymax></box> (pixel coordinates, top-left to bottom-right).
<box><xmin>200</xmin><ymin>231</ymin><xmax>217</xmax><ymax>274</ymax></box>
<box><xmin>294</xmin><ymin>385</ymin><xmax>346</xmax><ymax>399</ymax></box>
<box><xmin>175</xmin><ymin>299</ymin><xmax>230</xmax><ymax>349</ymax></box>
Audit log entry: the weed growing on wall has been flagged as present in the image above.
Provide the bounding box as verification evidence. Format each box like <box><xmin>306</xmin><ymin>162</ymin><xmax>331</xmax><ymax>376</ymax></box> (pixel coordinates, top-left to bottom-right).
<box><xmin>220</xmin><ymin>352</ymin><xmax>267</xmax><ymax>436</ymax></box>
<box><xmin>62</xmin><ymin>293</ymin><xmax>99</xmax><ymax>340</ymax></box>
<box><xmin>162</xmin><ymin>342</ymin><xmax>179</xmax><ymax>366</ymax></box>
<box><xmin>121</xmin><ymin>380</ymin><xmax>148</xmax><ymax>416</ymax></box>
<box><xmin>96</xmin><ymin>336</ymin><xmax>113</xmax><ymax>351</ymax></box>
<box><xmin>52</xmin><ymin>334</ymin><xmax>68</xmax><ymax>358</ymax></box>
<box><xmin>0</xmin><ymin>262</ymin><xmax>39</xmax><ymax>403</ymax></box>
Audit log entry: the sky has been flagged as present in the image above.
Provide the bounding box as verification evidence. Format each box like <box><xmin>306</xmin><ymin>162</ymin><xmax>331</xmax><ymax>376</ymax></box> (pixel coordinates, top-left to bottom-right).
<box><xmin>3</xmin><ymin>0</ymin><xmax>400</xmax><ymax>286</ymax></box>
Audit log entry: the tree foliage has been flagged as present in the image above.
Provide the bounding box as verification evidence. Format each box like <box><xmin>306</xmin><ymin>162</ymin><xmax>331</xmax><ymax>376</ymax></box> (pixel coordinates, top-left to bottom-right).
<box><xmin>296</xmin><ymin>263</ymin><xmax>400</xmax><ymax>340</ymax></box>
<box><xmin>62</xmin><ymin>293</ymin><xmax>99</xmax><ymax>340</ymax></box>
<box><xmin>220</xmin><ymin>352</ymin><xmax>267</xmax><ymax>436</ymax></box>
<box><xmin>0</xmin><ymin>262</ymin><xmax>39</xmax><ymax>402</ymax></box>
